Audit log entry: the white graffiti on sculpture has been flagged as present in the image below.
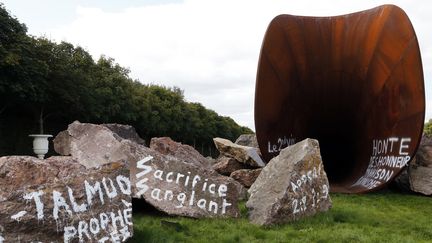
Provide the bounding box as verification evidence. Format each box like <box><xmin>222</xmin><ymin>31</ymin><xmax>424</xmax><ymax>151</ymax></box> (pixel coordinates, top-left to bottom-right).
<box><xmin>267</xmin><ymin>135</ymin><xmax>296</xmax><ymax>154</ymax></box>
<box><xmin>353</xmin><ymin>137</ymin><xmax>412</xmax><ymax>189</ymax></box>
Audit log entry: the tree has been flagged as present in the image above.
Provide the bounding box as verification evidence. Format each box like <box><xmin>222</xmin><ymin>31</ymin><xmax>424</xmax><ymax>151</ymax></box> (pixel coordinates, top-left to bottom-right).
<box><xmin>0</xmin><ymin>3</ymin><xmax>253</xmax><ymax>155</ymax></box>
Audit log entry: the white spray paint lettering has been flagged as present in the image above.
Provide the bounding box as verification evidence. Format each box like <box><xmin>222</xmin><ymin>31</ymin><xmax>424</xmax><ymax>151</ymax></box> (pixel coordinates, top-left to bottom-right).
<box><xmin>135</xmin><ymin>156</ymin><xmax>233</xmax><ymax>215</ymax></box>
<box><xmin>85</xmin><ymin>180</ymin><xmax>104</xmax><ymax>206</ymax></box>
<box><xmin>23</xmin><ymin>190</ymin><xmax>44</xmax><ymax>220</ymax></box>
<box><xmin>9</xmin><ymin>175</ymin><xmax>132</xmax><ymax>242</ymax></box>
<box><xmin>268</xmin><ymin>136</ymin><xmax>296</xmax><ymax>153</ymax></box>
<box><xmin>135</xmin><ymin>156</ymin><xmax>153</xmax><ymax>197</ymax></box>
<box><xmin>62</xmin><ymin>175</ymin><xmax>132</xmax><ymax>242</ymax></box>
<box><xmin>353</xmin><ymin>137</ymin><xmax>412</xmax><ymax>189</ymax></box>
<box><xmin>289</xmin><ymin>165</ymin><xmax>329</xmax><ymax>215</ymax></box>
<box><xmin>68</xmin><ymin>186</ymin><xmax>87</xmax><ymax>213</ymax></box>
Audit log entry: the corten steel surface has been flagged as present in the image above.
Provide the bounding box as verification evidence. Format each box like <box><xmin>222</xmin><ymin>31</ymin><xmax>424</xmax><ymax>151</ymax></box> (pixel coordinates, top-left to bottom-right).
<box><xmin>255</xmin><ymin>5</ymin><xmax>425</xmax><ymax>193</ymax></box>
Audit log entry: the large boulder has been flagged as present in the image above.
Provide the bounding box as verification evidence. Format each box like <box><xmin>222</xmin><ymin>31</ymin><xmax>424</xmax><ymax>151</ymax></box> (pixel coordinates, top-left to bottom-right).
<box><xmin>54</xmin><ymin>122</ymin><xmax>243</xmax><ymax>218</ymax></box>
<box><xmin>213</xmin><ymin>157</ymin><xmax>249</xmax><ymax>176</ymax></box>
<box><xmin>230</xmin><ymin>168</ymin><xmax>262</xmax><ymax>188</ymax></box>
<box><xmin>213</xmin><ymin>138</ymin><xmax>265</xmax><ymax>168</ymax></box>
<box><xmin>53</xmin><ymin>121</ymin><xmax>129</xmax><ymax>168</ymax></box>
<box><xmin>414</xmin><ymin>135</ymin><xmax>432</xmax><ymax>167</ymax></box>
<box><xmin>0</xmin><ymin>156</ymin><xmax>132</xmax><ymax>242</ymax></box>
<box><xmin>53</xmin><ymin>130</ymin><xmax>72</xmax><ymax>156</ymax></box>
<box><xmin>394</xmin><ymin>135</ymin><xmax>432</xmax><ymax>195</ymax></box>
<box><xmin>246</xmin><ymin>138</ymin><xmax>332</xmax><ymax>226</ymax></box>
<box><xmin>408</xmin><ymin>165</ymin><xmax>432</xmax><ymax>195</ymax></box>
<box><xmin>235</xmin><ymin>134</ymin><xmax>259</xmax><ymax>148</ymax></box>
<box><xmin>150</xmin><ymin>137</ymin><xmax>212</xmax><ymax>168</ymax></box>
<box><xmin>125</xmin><ymin>141</ymin><xmax>242</xmax><ymax>218</ymax></box>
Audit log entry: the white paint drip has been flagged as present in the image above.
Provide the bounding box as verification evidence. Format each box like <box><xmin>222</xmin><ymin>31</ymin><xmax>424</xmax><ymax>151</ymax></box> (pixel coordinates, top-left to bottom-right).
<box><xmin>11</xmin><ymin>211</ymin><xmax>27</xmax><ymax>221</ymax></box>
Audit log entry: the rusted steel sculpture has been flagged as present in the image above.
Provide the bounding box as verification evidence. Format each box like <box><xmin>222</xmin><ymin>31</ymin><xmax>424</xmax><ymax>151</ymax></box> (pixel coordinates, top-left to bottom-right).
<box><xmin>255</xmin><ymin>5</ymin><xmax>425</xmax><ymax>193</ymax></box>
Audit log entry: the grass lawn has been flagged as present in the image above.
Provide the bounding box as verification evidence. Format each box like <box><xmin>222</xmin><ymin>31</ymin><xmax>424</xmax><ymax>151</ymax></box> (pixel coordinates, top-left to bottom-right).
<box><xmin>130</xmin><ymin>191</ymin><xmax>432</xmax><ymax>243</ymax></box>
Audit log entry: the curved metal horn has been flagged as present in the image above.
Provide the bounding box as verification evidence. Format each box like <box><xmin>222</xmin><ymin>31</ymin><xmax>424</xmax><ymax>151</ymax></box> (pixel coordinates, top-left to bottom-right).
<box><xmin>255</xmin><ymin>5</ymin><xmax>425</xmax><ymax>193</ymax></box>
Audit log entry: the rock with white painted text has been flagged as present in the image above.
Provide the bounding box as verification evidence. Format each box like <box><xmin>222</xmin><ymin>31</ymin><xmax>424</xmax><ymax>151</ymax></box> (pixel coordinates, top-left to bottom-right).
<box><xmin>123</xmin><ymin>140</ymin><xmax>243</xmax><ymax>218</ymax></box>
<box><xmin>0</xmin><ymin>156</ymin><xmax>133</xmax><ymax>242</ymax></box>
<box><xmin>246</xmin><ymin>138</ymin><xmax>332</xmax><ymax>226</ymax></box>
<box><xmin>54</xmin><ymin>122</ymin><xmax>244</xmax><ymax>218</ymax></box>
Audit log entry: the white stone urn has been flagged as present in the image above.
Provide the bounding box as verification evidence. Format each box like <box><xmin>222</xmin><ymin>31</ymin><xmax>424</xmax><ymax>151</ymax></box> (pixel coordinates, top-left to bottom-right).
<box><xmin>29</xmin><ymin>134</ymin><xmax>53</xmax><ymax>159</ymax></box>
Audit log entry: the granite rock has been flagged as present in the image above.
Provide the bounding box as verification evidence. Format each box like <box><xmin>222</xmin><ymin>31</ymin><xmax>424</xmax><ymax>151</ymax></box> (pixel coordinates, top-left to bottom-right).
<box><xmin>53</xmin><ymin>121</ymin><xmax>127</xmax><ymax>168</ymax></box>
<box><xmin>0</xmin><ymin>156</ymin><xmax>132</xmax><ymax>242</ymax></box>
<box><xmin>213</xmin><ymin>157</ymin><xmax>248</xmax><ymax>176</ymax></box>
<box><xmin>124</xmin><ymin>140</ymin><xmax>242</xmax><ymax>218</ymax></box>
<box><xmin>102</xmin><ymin>123</ymin><xmax>146</xmax><ymax>146</ymax></box>
<box><xmin>230</xmin><ymin>168</ymin><xmax>262</xmax><ymax>188</ymax></box>
<box><xmin>235</xmin><ymin>134</ymin><xmax>259</xmax><ymax>148</ymax></box>
<box><xmin>213</xmin><ymin>138</ymin><xmax>265</xmax><ymax>168</ymax></box>
<box><xmin>150</xmin><ymin>137</ymin><xmax>212</xmax><ymax>168</ymax></box>
<box><xmin>246</xmin><ymin>138</ymin><xmax>331</xmax><ymax>226</ymax></box>
<box><xmin>394</xmin><ymin>135</ymin><xmax>432</xmax><ymax>195</ymax></box>
<box><xmin>54</xmin><ymin>122</ymin><xmax>243</xmax><ymax>218</ymax></box>
<box><xmin>53</xmin><ymin>130</ymin><xmax>71</xmax><ymax>156</ymax></box>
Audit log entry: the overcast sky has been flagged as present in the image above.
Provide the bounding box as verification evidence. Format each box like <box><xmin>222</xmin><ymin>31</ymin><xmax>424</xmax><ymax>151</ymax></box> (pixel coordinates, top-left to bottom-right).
<box><xmin>2</xmin><ymin>0</ymin><xmax>431</xmax><ymax>130</ymax></box>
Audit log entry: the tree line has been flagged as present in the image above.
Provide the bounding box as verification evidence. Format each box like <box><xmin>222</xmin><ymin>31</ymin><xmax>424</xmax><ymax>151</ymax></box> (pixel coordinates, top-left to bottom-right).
<box><xmin>0</xmin><ymin>4</ymin><xmax>252</xmax><ymax>156</ymax></box>
<box><xmin>425</xmin><ymin>119</ymin><xmax>432</xmax><ymax>137</ymax></box>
